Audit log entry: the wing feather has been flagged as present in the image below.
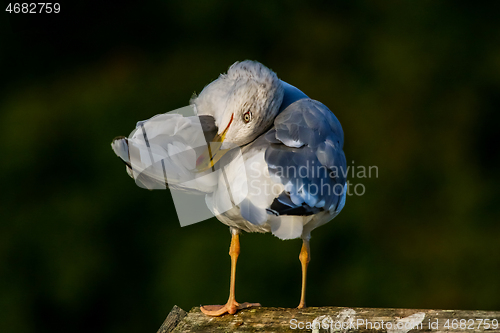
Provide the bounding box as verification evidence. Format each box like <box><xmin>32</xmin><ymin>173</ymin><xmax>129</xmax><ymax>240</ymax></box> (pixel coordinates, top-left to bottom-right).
<box><xmin>112</xmin><ymin>111</ymin><xmax>219</xmax><ymax>194</ymax></box>
<box><xmin>265</xmin><ymin>98</ymin><xmax>347</xmax><ymax>217</ymax></box>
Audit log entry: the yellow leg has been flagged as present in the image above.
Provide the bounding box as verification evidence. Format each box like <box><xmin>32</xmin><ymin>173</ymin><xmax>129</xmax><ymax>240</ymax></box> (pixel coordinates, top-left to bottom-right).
<box><xmin>226</xmin><ymin>232</ymin><xmax>240</xmax><ymax>311</ymax></box>
<box><xmin>200</xmin><ymin>232</ymin><xmax>260</xmax><ymax>316</ymax></box>
<box><xmin>297</xmin><ymin>239</ymin><xmax>310</xmax><ymax>309</ymax></box>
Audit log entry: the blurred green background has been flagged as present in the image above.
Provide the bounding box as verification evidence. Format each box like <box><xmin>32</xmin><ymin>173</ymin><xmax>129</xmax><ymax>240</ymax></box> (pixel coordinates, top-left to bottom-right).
<box><xmin>1</xmin><ymin>1</ymin><xmax>500</xmax><ymax>332</ymax></box>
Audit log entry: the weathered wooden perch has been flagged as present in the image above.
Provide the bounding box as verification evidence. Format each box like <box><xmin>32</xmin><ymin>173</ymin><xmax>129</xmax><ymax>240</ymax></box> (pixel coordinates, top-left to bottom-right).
<box><xmin>157</xmin><ymin>306</ymin><xmax>188</xmax><ymax>333</ymax></box>
<box><xmin>158</xmin><ymin>305</ymin><xmax>500</xmax><ymax>333</ymax></box>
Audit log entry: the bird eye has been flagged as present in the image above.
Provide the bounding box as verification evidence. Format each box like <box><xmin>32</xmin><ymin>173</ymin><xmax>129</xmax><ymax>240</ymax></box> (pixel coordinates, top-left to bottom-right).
<box><xmin>243</xmin><ymin>111</ymin><xmax>252</xmax><ymax>123</ymax></box>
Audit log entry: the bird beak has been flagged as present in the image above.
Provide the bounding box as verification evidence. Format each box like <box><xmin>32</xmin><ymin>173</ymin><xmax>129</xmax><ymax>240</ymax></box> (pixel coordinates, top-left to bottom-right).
<box><xmin>195</xmin><ymin>114</ymin><xmax>233</xmax><ymax>172</ymax></box>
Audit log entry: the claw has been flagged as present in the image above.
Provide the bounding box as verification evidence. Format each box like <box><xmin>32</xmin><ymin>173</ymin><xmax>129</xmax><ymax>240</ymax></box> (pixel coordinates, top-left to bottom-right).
<box><xmin>200</xmin><ymin>301</ymin><xmax>261</xmax><ymax>316</ymax></box>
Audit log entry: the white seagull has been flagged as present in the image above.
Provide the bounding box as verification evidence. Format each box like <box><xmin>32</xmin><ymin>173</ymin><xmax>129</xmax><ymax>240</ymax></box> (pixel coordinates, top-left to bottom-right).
<box><xmin>111</xmin><ymin>60</ymin><xmax>346</xmax><ymax>316</ymax></box>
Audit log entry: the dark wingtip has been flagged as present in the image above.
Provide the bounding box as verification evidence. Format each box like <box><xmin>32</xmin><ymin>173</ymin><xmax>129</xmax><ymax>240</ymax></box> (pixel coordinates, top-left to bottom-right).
<box><xmin>111</xmin><ymin>136</ymin><xmax>131</xmax><ymax>167</ymax></box>
<box><xmin>112</xmin><ymin>135</ymin><xmax>127</xmax><ymax>144</ymax></box>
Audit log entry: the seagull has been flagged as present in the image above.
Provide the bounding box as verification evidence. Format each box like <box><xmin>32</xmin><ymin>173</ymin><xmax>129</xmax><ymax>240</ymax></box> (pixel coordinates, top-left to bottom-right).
<box><xmin>111</xmin><ymin>60</ymin><xmax>346</xmax><ymax>316</ymax></box>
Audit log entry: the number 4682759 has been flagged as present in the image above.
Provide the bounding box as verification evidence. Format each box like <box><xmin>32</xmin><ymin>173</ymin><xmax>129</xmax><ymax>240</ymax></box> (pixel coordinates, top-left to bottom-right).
<box><xmin>6</xmin><ymin>3</ymin><xmax>60</xmax><ymax>13</ymax></box>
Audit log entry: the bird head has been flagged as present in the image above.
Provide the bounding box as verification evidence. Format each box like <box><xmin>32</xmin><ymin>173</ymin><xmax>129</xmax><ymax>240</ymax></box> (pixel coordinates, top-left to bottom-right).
<box><xmin>193</xmin><ymin>61</ymin><xmax>284</xmax><ymax>171</ymax></box>
<box><xmin>217</xmin><ymin>61</ymin><xmax>284</xmax><ymax>147</ymax></box>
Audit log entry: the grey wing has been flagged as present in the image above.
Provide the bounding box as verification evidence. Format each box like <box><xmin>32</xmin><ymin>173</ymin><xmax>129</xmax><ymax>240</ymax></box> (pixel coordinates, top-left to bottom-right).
<box><xmin>265</xmin><ymin>98</ymin><xmax>347</xmax><ymax>218</ymax></box>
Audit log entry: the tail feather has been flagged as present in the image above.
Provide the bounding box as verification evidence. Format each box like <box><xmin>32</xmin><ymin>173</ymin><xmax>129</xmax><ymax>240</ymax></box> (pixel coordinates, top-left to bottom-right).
<box><xmin>111</xmin><ymin>113</ymin><xmax>220</xmax><ymax>194</ymax></box>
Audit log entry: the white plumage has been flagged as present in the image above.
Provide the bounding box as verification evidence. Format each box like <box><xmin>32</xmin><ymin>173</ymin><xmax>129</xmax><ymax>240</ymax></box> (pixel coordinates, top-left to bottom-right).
<box><xmin>111</xmin><ymin>60</ymin><xmax>346</xmax><ymax>315</ymax></box>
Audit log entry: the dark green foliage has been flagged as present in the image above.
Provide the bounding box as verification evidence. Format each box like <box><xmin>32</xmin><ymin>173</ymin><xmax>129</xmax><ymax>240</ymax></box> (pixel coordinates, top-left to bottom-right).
<box><xmin>1</xmin><ymin>1</ymin><xmax>500</xmax><ymax>332</ymax></box>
